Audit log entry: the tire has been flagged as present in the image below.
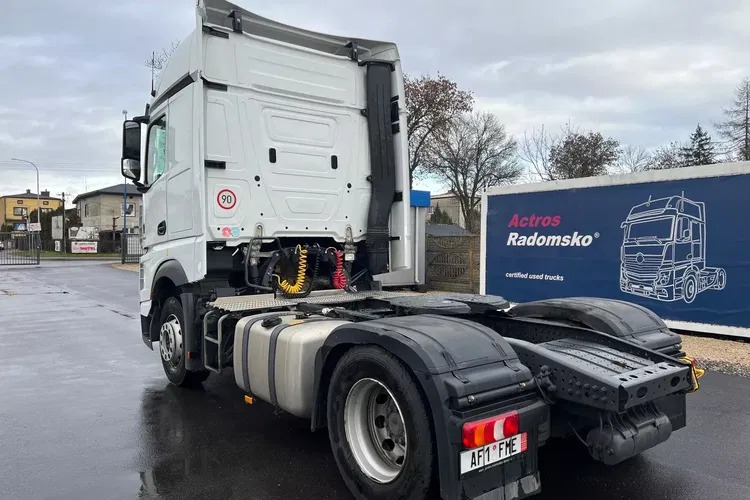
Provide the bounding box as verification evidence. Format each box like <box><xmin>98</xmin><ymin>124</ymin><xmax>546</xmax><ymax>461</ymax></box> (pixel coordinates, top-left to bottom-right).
<box><xmin>326</xmin><ymin>346</ymin><xmax>436</xmax><ymax>500</ymax></box>
<box><xmin>158</xmin><ymin>297</ymin><xmax>210</xmax><ymax>387</ymax></box>
<box><xmin>682</xmin><ymin>273</ymin><xmax>697</xmax><ymax>304</ymax></box>
<box><xmin>716</xmin><ymin>269</ymin><xmax>727</xmax><ymax>290</ymax></box>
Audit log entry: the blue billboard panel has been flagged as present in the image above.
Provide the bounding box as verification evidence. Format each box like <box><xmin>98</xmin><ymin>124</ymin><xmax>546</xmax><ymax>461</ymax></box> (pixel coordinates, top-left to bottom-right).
<box><xmin>484</xmin><ymin>173</ymin><xmax>750</xmax><ymax>328</ymax></box>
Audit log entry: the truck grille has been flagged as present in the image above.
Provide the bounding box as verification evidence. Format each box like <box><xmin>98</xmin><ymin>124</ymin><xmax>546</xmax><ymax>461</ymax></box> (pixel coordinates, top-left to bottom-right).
<box><xmin>623</xmin><ymin>255</ymin><xmax>662</xmax><ymax>279</ymax></box>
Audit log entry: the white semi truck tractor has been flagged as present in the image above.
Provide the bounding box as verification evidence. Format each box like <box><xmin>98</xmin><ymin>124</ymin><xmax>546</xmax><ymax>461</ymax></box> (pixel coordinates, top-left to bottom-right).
<box><xmin>120</xmin><ymin>2</ymin><xmax>703</xmax><ymax>499</ymax></box>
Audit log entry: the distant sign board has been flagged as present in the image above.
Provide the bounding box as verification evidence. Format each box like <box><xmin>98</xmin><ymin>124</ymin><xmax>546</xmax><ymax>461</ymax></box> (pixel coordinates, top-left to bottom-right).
<box><xmin>69</xmin><ymin>226</ymin><xmax>99</xmax><ymax>241</ymax></box>
<box><xmin>71</xmin><ymin>241</ymin><xmax>98</xmax><ymax>254</ymax></box>
<box><xmin>55</xmin><ymin>241</ymin><xmax>61</xmax><ymax>252</ymax></box>
<box><xmin>13</xmin><ymin>223</ymin><xmax>26</xmax><ymax>232</ymax></box>
<box><xmin>51</xmin><ymin>216</ymin><xmax>63</xmax><ymax>240</ymax></box>
<box><xmin>28</xmin><ymin>223</ymin><xmax>41</xmax><ymax>232</ymax></box>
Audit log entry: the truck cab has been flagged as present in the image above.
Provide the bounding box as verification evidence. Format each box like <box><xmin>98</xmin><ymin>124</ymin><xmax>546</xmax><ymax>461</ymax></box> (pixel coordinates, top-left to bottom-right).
<box><xmin>620</xmin><ymin>194</ymin><xmax>726</xmax><ymax>303</ymax></box>
<box><xmin>121</xmin><ymin>0</ymin><xmax>426</xmax><ymax>346</ymax></box>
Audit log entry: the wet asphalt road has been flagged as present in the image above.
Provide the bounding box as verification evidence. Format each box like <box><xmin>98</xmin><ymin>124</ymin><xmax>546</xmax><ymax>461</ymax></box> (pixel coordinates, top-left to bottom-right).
<box><xmin>1</xmin><ymin>262</ymin><xmax>749</xmax><ymax>500</ymax></box>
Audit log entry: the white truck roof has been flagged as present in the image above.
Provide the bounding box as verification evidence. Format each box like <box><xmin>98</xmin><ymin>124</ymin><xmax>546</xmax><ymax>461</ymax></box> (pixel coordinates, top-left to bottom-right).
<box><xmin>202</xmin><ymin>0</ymin><xmax>399</xmax><ymax>59</ymax></box>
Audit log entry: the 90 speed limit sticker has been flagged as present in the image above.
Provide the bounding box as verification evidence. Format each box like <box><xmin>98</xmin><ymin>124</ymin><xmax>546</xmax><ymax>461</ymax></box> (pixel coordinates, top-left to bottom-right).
<box><xmin>217</xmin><ymin>189</ymin><xmax>237</xmax><ymax>210</ymax></box>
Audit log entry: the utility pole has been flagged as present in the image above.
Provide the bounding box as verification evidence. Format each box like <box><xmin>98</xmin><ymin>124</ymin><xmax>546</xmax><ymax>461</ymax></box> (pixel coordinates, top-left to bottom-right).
<box><xmin>122</xmin><ymin>110</ymin><xmax>129</xmax><ymax>237</ymax></box>
<box><xmin>58</xmin><ymin>192</ymin><xmax>70</xmax><ymax>254</ymax></box>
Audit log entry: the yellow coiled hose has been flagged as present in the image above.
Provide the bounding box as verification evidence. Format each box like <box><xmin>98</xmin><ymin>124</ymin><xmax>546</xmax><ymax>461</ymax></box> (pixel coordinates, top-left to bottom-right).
<box><xmin>276</xmin><ymin>245</ymin><xmax>308</xmax><ymax>294</ymax></box>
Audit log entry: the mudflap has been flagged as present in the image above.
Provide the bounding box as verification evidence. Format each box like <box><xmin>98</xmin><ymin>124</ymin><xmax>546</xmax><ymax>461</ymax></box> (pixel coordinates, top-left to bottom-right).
<box><xmin>653</xmin><ymin>392</ymin><xmax>687</xmax><ymax>432</ymax></box>
<box><xmin>456</xmin><ymin>400</ymin><xmax>548</xmax><ymax>500</ymax></box>
<box><xmin>314</xmin><ymin>314</ymin><xmax>550</xmax><ymax>500</ymax></box>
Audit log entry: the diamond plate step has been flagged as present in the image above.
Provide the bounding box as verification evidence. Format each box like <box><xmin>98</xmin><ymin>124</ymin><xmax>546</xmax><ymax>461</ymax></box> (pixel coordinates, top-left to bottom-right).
<box><xmin>209</xmin><ymin>289</ymin><xmax>419</xmax><ymax>313</ymax></box>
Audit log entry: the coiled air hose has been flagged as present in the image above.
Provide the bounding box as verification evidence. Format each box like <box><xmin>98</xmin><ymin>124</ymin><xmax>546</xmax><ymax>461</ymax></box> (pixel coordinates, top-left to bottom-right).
<box><xmin>330</xmin><ymin>249</ymin><xmax>347</xmax><ymax>289</ymax></box>
<box><xmin>276</xmin><ymin>245</ymin><xmax>308</xmax><ymax>294</ymax></box>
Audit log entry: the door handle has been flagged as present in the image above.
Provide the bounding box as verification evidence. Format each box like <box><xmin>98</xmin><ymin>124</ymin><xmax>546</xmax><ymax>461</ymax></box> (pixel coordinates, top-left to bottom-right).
<box><xmin>157</xmin><ymin>221</ymin><xmax>166</xmax><ymax>235</ymax></box>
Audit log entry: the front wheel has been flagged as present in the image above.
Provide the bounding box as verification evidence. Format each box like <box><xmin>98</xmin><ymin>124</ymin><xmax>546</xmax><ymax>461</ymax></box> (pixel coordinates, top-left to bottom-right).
<box><xmin>158</xmin><ymin>297</ymin><xmax>210</xmax><ymax>387</ymax></box>
<box><xmin>682</xmin><ymin>273</ymin><xmax>697</xmax><ymax>304</ymax></box>
<box><xmin>327</xmin><ymin>346</ymin><xmax>436</xmax><ymax>500</ymax></box>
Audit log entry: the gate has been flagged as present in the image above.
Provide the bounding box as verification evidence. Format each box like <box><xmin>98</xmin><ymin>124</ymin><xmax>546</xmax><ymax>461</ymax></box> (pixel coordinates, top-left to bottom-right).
<box><xmin>0</xmin><ymin>232</ymin><xmax>41</xmax><ymax>265</ymax></box>
<box><xmin>121</xmin><ymin>232</ymin><xmax>143</xmax><ymax>264</ymax></box>
<box><xmin>425</xmin><ymin>234</ymin><xmax>480</xmax><ymax>293</ymax></box>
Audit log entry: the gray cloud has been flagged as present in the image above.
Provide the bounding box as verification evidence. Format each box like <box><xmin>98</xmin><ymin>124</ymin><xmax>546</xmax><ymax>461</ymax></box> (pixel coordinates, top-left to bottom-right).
<box><xmin>1</xmin><ymin>0</ymin><xmax>748</xmax><ymax>198</ymax></box>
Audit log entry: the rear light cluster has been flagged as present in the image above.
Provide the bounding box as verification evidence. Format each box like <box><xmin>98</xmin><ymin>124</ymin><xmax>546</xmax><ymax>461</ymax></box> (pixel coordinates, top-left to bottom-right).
<box><xmin>462</xmin><ymin>410</ymin><xmax>520</xmax><ymax>449</ymax></box>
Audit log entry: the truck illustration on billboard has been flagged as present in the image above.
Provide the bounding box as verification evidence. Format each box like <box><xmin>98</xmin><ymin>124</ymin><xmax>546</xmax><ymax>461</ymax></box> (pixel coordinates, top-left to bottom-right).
<box><xmin>619</xmin><ymin>193</ymin><xmax>726</xmax><ymax>303</ymax></box>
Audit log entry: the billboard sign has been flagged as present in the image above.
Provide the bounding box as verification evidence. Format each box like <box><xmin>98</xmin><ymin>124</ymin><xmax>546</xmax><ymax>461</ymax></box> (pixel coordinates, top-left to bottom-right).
<box><xmin>71</xmin><ymin>241</ymin><xmax>98</xmax><ymax>254</ymax></box>
<box><xmin>482</xmin><ymin>165</ymin><xmax>750</xmax><ymax>333</ymax></box>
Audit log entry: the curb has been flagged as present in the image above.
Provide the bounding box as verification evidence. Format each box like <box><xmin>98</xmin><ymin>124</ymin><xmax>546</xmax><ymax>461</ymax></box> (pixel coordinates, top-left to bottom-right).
<box><xmin>40</xmin><ymin>258</ymin><xmax>120</xmax><ymax>262</ymax></box>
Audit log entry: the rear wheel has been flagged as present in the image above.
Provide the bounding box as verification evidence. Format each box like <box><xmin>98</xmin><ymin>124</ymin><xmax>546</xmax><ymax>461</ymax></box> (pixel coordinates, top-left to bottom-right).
<box><xmin>716</xmin><ymin>269</ymin><xmax>727</xmax><ymax>290</ymax></box>
<box><xmin>158</xmin><ymin>297</ymin><xmax>210</xmax><ymax>387</ymax></box>
<box><xmin>327</xmin><ymin>346</ymin><xmax>435</xmax><ymax>500</ymax></box>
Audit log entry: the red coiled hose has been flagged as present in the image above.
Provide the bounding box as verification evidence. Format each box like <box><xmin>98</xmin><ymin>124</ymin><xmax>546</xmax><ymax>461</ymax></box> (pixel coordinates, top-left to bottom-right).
<box><xmin>331</xmin><ymin>250</ymin><xmax>347</xmax><ymax>289</ymax></box>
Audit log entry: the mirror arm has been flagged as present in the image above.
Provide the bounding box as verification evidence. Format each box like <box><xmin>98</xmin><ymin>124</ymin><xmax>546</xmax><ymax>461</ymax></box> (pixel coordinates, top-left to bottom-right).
<box><xmin>132</xmin><ymin>114</ymin><xmax>150</xmax><ymax>124</ymax></box>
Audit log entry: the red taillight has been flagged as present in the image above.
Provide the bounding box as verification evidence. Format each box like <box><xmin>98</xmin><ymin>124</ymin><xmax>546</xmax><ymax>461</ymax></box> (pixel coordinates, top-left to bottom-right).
<box><xmin>462</xmin><ymin>411</ymin><xmax>520</xmax><ymax>449</ymax></box>
<box><xmin>503</xmin><ymin>412</ymin><xmax>519</xmax><ymax>437</ymax></box>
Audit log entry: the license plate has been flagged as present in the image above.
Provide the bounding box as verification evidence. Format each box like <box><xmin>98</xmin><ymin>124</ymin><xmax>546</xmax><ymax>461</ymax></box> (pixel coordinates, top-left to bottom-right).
<box><xmin>460</xmin><ymin>433</ymin><xmax>528</xmax><ymax>475</ymax></box>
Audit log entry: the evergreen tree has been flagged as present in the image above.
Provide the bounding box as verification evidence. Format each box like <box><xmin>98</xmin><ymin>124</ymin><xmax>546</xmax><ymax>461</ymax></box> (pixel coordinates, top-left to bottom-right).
<box><xmin>429</xmin><ymin>204</ymin><xmax>454</xmax><ymax>225</ymax></box>
<box><xmin>680</xmin><ymin>124</ymin><xmax>716</xmax><ymax>166</ymax></box>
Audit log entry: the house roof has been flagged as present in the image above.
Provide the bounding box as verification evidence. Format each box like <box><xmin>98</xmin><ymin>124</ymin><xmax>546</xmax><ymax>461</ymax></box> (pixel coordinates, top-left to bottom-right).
<box><xmin>1</xmin><ymin>190</ymin><xmax>61</xmax><ymax>201</ymax></box>
<box><xmin>431</xmin><ymin>191</ymin><xmax>457</xmax><ymax>199</ymax></box>
<box><xmin>72</xmin><ymin>184</ymin><xmax>141</xmax><ymax>204</ymax></box>
<box><xmin>425</xmin><ymin>224</ymin><xmax>475</xmax><ymax>237</ymax></box>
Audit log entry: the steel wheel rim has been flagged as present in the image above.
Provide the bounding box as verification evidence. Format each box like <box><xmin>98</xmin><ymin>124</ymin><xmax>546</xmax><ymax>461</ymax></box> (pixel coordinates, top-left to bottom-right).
<box><xmin>159</xmin><ymin>314</ymin><xmax>183</xmax><ymax>369</ymax></box>
<box><xmin>344</xmin><ymin>378</ymin><xmax>407</xmax><ymax>484</ymax></box>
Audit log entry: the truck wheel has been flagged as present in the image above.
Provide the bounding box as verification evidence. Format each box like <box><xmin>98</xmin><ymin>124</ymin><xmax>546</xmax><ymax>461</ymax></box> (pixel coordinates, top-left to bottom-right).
<box><xmin>717</xmin><ymin>269</ymin><xmax>727</xmax><ymax>290</ymax></box>
<box><xmin>158</xmin><ymin>297</ymin><xmax>210</xmax><ymax>387</ymax></box>
<box><xmin>682</xmin><ymin>274</ymin><xmax>697</xmax><ymax>304</ymax></box>
<box><xmin>327</xmin><ymin>346</ymin><xmax>435</xmax><ymax>500</ymax></box>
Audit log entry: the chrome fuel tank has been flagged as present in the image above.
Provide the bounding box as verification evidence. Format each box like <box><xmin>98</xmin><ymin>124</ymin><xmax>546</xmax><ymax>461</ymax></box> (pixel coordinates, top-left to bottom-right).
<box><xmin>233</xmin><ymin>313</ymin><xmax>350</xmax><ymax>418</ymax></box>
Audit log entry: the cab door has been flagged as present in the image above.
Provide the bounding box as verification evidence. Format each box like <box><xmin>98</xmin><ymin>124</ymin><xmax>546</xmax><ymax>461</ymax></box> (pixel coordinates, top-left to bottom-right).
<box><xmin>142</xmin><ymin>112</ymin><xmax>169</xmax><ymax>250</ymax></box>
<box><xmin>165</xmin><ymin>89</ymin><xmax>195</xmax><ymax>237</ymax></box>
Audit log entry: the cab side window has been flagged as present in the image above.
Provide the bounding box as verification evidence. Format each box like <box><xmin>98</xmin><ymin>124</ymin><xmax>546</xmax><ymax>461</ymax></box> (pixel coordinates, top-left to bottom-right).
<box><xmin>146</xmin><ymin>116</ymin><xmax>167</xmax><ymax>183</ymax></box>
<box><xmin>677</xmin><ymin>218</ymin><xmax>692</xmax><ymax>242</ymax></box>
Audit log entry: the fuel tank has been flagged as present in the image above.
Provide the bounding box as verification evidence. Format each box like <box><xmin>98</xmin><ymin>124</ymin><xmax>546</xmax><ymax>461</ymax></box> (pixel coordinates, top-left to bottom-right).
<box><xmin>233</xmin><ymin>313</ymin><xmax>350</xmax><ymax>418</ymax></box>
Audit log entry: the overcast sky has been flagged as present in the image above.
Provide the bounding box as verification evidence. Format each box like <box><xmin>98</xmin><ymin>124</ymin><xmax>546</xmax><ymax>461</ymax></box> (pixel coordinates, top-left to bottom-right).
<box><xmin>1</xmin><ymin>0</ymin><xmax>749</xmax><ymax>201</ymax></box>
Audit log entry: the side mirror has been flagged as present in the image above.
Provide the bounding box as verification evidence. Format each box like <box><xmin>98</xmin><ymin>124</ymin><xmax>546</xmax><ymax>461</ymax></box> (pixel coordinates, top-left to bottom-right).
<box><xmin>121</xmin><ymin>120</ymin><xmax>142</xmax><ymax>181</ymax></box>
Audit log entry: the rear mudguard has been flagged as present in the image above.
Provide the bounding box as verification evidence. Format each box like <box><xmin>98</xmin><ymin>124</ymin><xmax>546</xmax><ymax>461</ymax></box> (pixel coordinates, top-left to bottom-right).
<box><xmin>310</xmin><ymin>314</ymin><xmax>536</xmax><ymax>500</ymax></box>
<box><xmin>509</xmin><ymin>297</ymin><xmax>683</xmax><ymax>354</ymax></box>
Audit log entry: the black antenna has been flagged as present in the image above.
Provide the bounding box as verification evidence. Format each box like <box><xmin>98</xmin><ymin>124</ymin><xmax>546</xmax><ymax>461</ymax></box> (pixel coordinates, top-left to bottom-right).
<box><xmin>150</xmin><ymin>51</ymin><xmax>156</xmax><ymax>97</ymax></box>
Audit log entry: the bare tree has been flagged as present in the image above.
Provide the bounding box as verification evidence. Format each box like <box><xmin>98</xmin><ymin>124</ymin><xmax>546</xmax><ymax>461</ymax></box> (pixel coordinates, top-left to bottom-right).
<box><xmin>519</xmin><ymin>123</ymin><xmax>620</xmax><ymax>180</ymax></box>
<box><xmin>404</xmin><ymin>73</ymin><xmax>474</xmax><ymax>187</ymax></box>
<box><xmin>549</xmin><ymin>130</ymin><xmax>620</xmax><ymax>180</ymax></box>
<box><xmin>647</xmin><ymin>141</ymin><xmax>686</xmax><ymax>170</ymax></box>
<box><xmin>612</xmin><ymin>144</ymin><xmax>652</xmax><ymax>174</ymax></box>
<box><xmin>425</xmin><ymin>111</ymin><xmax>521</xmax><ymax>233</ymax></box>
<box><xmin>518</xmin><ymin>125</ymin><xmax>559</xmax><ymax>181</ymax></box>
<box><xmin>715</xmin><ymin>77</ymin><xmax>750</xmax><ymax>162</ymax></box>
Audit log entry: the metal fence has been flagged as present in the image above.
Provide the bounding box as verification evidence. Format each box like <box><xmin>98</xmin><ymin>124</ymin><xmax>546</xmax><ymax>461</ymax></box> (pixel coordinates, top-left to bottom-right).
<box><xmin>122</xmin><ymin>232</ymin><xmax>144</xmax><ymax>264</ymax></box>
<box><xmin>425</xmin><ymin>234</ymin><xmax>481</xmax><ymax>293</ymax></box>
<box><xmin>0</xmin><ymin>232</ymin><xmax>40</xmax><ymax>265</ymax></box>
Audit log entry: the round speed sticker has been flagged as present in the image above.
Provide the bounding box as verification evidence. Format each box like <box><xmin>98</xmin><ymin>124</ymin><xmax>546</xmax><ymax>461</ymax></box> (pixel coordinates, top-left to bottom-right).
<box><xmin>217</xmin><ymin>189</ymin><xmax>237</xmax><ymax>210</ymax></box>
